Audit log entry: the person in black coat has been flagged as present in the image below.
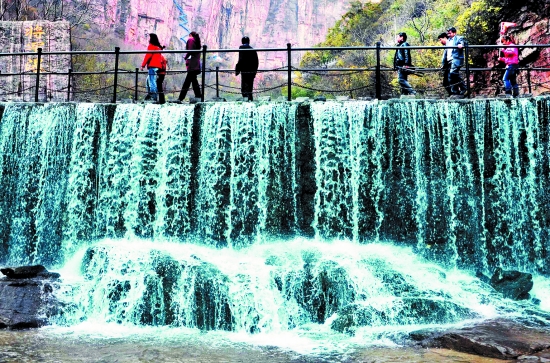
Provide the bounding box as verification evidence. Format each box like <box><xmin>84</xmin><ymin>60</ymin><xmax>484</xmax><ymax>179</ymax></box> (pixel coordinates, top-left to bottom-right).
<box><xmin>235</xmin><ymin>36</ymin><xmax>259</xmax><ymax>101</ymax></box>
<box><xmin>393</xmin><ymin>32</ymin><xmax>416</xmax><ymax>95</ymax></box>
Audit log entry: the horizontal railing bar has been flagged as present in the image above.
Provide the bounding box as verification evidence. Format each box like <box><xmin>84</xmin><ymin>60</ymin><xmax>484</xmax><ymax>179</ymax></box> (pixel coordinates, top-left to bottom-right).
<box><xmin>0</xmin><ymin>43</ymin><xmax>548</xmax><ymax>57</ymax></box>
<box><xmin>2</xmin><ymin>67</ymin><xmax>549</xmax><ymax>77</ymax></box>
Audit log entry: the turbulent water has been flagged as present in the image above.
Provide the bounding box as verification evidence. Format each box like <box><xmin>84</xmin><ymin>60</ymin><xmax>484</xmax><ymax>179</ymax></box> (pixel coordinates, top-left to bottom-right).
<box><xmin>0</xmin><ymin>99</ymin><xmax>549</xmax><ymax>359</ymax></box>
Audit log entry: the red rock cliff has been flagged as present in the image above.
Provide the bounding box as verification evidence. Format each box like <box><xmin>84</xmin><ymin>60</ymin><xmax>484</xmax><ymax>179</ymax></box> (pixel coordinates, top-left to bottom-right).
<box><xmin>99</xmin><ymin>0</ymin><xmax>354</xmax><ymax>67</ymax></box>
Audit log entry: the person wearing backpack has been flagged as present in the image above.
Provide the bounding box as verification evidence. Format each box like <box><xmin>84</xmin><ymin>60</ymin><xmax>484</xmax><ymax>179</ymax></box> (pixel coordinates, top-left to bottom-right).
<box><xmin>140</xmin><ymin>33</ymin><xmax>165</xmax><ymax>102</ymax></box>
<box><xmin>393</xmin><ymin>32</ymin><xmax>416</xmax><ymax>95</ymax></box>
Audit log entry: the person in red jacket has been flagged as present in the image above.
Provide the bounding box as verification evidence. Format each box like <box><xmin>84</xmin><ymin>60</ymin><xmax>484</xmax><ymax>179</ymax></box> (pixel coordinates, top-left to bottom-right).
<box><xmin>140</xmin><ymin>33</ymin><xmax>165</xmax><ymax>102</ymax></box>
<box><xmin>498</xmin><ymin>35</ymin><xmax>520</xmax><ymax>97</ymax></box>
<box><xmin>176</xmin><ymin>32</ymin><xmax>202</xmax><ymax>103</ymax></box>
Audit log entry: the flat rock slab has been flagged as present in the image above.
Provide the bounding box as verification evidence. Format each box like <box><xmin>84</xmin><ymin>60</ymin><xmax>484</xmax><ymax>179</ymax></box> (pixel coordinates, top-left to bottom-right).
<box><xmin>0</xmin><ymin>266</ymin><xmax>62</xmax><ymax>330</ymax></box>
<box><xmin>412</xmin><ymin>319</ymin><xmax>550</xmax><ymax>360</ymax></box>
<box><xmin>0</xmin><ymin>279</ymin><xmax>49</xmax><ymax>329</ymax></box>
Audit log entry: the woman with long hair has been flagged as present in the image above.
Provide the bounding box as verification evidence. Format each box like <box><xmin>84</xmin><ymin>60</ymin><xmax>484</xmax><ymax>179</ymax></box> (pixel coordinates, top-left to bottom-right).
<box><xmin>140</xmin><ymin>33</ymin><xmax>165</xmax><ymax>102</ymax></box>
<box><xmin>176</xmin><ymin>32</ymin><xmax>202</xmax><ymax>102</ymax></box>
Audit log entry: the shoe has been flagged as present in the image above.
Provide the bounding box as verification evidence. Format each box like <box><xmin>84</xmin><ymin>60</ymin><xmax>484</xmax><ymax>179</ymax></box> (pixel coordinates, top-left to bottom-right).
<box><xmin>144</xmin><ymin>94</ymin><xmax>151</xmax><ymax>101</ymax></box>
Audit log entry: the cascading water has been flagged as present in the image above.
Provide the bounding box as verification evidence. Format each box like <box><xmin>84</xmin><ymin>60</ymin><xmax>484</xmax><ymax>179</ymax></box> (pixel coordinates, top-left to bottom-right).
<box><xmin>195</xmin><ymin>102</ymin><xmax>299</xmax><ymax>246</ymax></box>
<box><xmin>0</xmin><ymin>99</ymin><xmax>549</xmax><ymax>358</ymax></box>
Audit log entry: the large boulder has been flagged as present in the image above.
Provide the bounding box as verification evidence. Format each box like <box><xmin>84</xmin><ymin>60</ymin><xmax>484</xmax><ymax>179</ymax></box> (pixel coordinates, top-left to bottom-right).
<box><xmin>490</xmin><ymin>268</ymin><xmax>533</xmax><ymax>300</ymax></box>
<box><xmin>0</xmin><ymin>265</ymin><xmax>62</xmax><ymax>329</ymax></box>
<box><xmin>1</xmin><ymin>265</ymin><xmax>60</xmax><ymax>279</ymax></box>
<box><xmin>331</xmin><ymin>298</ymin><xmax>478</xmax><ymax>334</ymax></box>
<box><xmin>190</xmin><ymin>261</ymin><xmax>233</xmax><ymax>332</ymax></box>
<box><xmin>137</xmin><ymin>251</ymin><xmax>182</xmax><ymax>326</ymax></box>
<box><xmin>274</xmin><ymin>255</ymin><xmax>356</xmax><ymax>325</ymax></box>
<box><xmin>411</xmin><ymin>319</ymin><xmax>550</xmax><ymax>360</ymax></box>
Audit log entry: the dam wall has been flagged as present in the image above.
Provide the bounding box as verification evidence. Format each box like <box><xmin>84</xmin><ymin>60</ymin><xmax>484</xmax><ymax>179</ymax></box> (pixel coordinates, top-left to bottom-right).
<box><xmin>0</xmin><ymin>98</ymin><xmax>548</xmax><ymax>274</ymax></box>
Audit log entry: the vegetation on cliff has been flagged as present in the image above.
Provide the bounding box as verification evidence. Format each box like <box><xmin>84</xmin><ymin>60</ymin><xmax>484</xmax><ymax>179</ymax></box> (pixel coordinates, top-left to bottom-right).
<box><xmin>295</xmin><ymin>0</ymin><xmax>547</xmax><ymax>98</ymax></box>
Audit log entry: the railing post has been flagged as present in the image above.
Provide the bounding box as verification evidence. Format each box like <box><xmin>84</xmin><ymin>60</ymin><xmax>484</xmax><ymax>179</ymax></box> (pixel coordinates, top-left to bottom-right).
<box><xmin>216</xmin><ymin>66</ymin><xmax>219</xmax><ymax>98</ymax></box>
<box><xmin>67</xmin><ymin>68</ymin><xmax>72</xmax><ymax>102</ymax></box>
<box><xmin>527</xmin><ymin>67</ymin><xmax>532</xmax><ymax>94</ymax></box>
<box><xmin>201</xmin><ymin>45</ymin><xmax>207</xmax><ymax>102</ymax></box>
<box><xmin>464</xmin><ymin>41</ymin><xmax>471</xmax><ymax>98</ymax></box>
<box><xmin>112</xmin><ymin>47</ymin><xmax>120</xmax><ymax>104</ymax></box>
<box><xmin>287</xmin><ymin>43</ymin><xmax>292</xmax><ymax>101</ymax></box>
<box><xmin>134</xmin><ymin>67</ymin><xmax>139</xmax><ymax>102</ymax></box>
<box><xmin>35</xmin><ymin>47</ymin><xmax>42</xmax><ymax>102</ymax></box>
<box><xmin>375</xmin><ymin>42</ymin><xmax>381</xmax><ymax>99</ymax></box>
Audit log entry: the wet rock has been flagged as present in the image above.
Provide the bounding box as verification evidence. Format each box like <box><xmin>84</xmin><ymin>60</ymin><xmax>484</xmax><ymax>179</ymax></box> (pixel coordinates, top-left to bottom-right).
<box><xmin>0</xmin><ymin>265</ymin><xmax>60</xmax><ymax>279</ymax></box>
<box><xmin>331</xmin><ymin>298</ymin><xmax>478</xmax><ymax>334</ymax></box>
<box><xmin>369</xmin><ymin>259</ymin><xmax>419</xmax><ymax>297</ymax></box>
<box><xmin>0</xmin><ymin>266</ymin><xmax>62</xmax><ymax>329</ymax></box>
<box><xmin>413</xmin><ymin>319</ymin><xmax>550</xmax><ymax>360</ymax></box>
<box><xmin>476</xmin><ymin>270</ymin><xmax>491</xmax><ymax>284</ymax></box>
<box><xmin>104</xmin><ymin>279</ymin><xmax>132</xmax><ymax>323</ymax></box>
<box><xmin>190</xmin><ymin>262</ymin><xmax>233</xmax><ymax>331</ymax></box>
<box><xmin>277</xmin><ymin>259</ymin><xmax>356</xmax><ymax>324</ymax></box>
<box><xmin>490</xmin><ymin>268</ymin><xmax>533</xmax><ymax>300</ymax></box>
<box><xmin>81</xmin><ymin>246</ymin><xmax>111</xmax><ymax>280</ymax></box>
<box><xmin>138</xmin><ymin>251</ymin><xmax>182</xmax><ymax>326</ymax></box>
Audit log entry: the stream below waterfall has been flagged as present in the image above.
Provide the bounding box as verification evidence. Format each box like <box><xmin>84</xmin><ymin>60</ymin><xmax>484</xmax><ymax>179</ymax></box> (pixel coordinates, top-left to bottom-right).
<box><xmin>0</xmin><ymin>329</ymin><xmax>510</xmax><ymax>363</ymax></box>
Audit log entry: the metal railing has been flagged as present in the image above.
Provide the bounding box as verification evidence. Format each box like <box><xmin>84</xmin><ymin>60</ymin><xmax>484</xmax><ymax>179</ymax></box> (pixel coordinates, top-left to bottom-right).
<box><xmin>0</xmin><ymin>42</ymin><xmax>549</xmax><ymax>103</ymax></box>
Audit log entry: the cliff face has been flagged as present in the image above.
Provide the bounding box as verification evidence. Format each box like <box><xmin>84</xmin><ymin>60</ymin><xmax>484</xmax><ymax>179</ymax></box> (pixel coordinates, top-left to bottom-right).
<box><xmin>99</xmin><ymin>0</ymin><xmax>353</xmax><ymax>66</ymax></box>
<box><xmin>483</xmin><ymin>4</ymin><xmax>550</xmax><ymax>96</ymax></box>
<box><xmin>0</xmin><ymin>21</ymin><xmax>71</xmax><ymax>101</ymax></box>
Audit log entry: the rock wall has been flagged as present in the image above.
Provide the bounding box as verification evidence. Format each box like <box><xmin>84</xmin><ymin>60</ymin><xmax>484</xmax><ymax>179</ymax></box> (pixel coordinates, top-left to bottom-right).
<box><xmin>0</xmin><ymin>21</ymin><xmax>71</xmax><ymax>102</ymax></box>
<box><xmin>99</xmin><ymin>0</ymin><xmax>354</xmax><ymax>67</ymax></box>
<box><xmin>482</xmin><ymin>4</ymin><xmax>550</xmax><ymax>96</ymax></box>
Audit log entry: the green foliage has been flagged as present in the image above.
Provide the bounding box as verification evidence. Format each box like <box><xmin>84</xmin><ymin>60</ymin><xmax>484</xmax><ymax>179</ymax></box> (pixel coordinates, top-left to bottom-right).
<box><xmin>456</xmin><ymin>1</ymin><xmax>502</xmax><ymax>46</ymax></box>
<box><xmin>298</xmin><ymin>1</ymin><xmax>387</xmax><ymax>98</ymax></box>
<box><xmin>281</xmin><ymin>83</ymin><xmax>317</xmax><ymax>99</ymax></box>
<box><xmin>295</xmin><ymin>0</ymin><xmax>518</xmax><ymax>98</ymax></box>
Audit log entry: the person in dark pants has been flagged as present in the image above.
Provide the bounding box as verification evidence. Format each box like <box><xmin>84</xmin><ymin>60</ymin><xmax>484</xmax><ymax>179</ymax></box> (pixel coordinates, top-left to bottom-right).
<box><xmin>156</xmin><ymin>55</ymin><xmax>167</xmax><ymax>104</ymax></box>
<box><xmin>235</xmin><ymin>36</ymin><xmax>259</xmax><ymax>101</ymax></box>
<box><xmin>140</xmin><ymin>33</ymin><xmax>165</xmax><ymax>102</ymax></box>
<box><xmin>393</xmin><ymin>32</ymin><xmax>416</xmax><ymax>95</ymax></box>
<box><xmin>437</xmin><ymin>32</ymin><xmax>453</xmax><ymax>96</ymax></box>
<box><xmin>177</xmin><ymin>32</ymin><xmax>202</xmax><ymax>102</ymax></box>
<box><xmin>441</xmin><ymin>27</ymin><xmax>467</xmax><ymax>96</ymax></box>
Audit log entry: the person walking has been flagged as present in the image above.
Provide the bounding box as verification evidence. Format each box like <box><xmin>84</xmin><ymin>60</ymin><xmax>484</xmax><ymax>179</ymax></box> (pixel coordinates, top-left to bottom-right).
<box><xmin>140</xmin><ymin>33</ymin><xmax>165</xmax><ymax>102</ymax></box>
<box><xmin>176</xmin><ymin>31</ymin><xmax>202</xmax><ymax>103</ymax></box>
<box><xmin>393</xmin><ymin>32</ymin><xmax>416</xmax><ymax>95</ymax></box>
<box><xmin>441</xmin><ymin>27</ymin><xmax>467</xmax><ymax>96</ymax></box>
<box><xmin>437</xmin><ymin>33</ymin><xmax>453</xmax><ymax>96</ymax></box>
<box><xmin>498</xmin><ymin>35</ymin><xmax>520</xmax><ymax>97</ymax></box>
<box><xmin>235</xmin><ymin>36</ymin><xmax>259</xmax><ymax>101</ymax></box>
<box><xmin>156</xmin><ymin>54</ymin><xmax>168</xmax><ymax>104</ymax></box>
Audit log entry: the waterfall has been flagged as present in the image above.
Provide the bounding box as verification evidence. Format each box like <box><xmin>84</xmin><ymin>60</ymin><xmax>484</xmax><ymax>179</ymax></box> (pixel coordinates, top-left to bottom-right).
<box><xmin>0</xmin><ymin>98</ymin><xmax>549</xmax><ymax>337</ymax></box>
<box><xmin>194</xmin><ymin>102</ymin><xmax>299</xmax><ymax>246</ymax></box>
<box><xmin>0</xmin><ymin>103</ymin><xmax>77</xmax><ymax>265</ymax></box>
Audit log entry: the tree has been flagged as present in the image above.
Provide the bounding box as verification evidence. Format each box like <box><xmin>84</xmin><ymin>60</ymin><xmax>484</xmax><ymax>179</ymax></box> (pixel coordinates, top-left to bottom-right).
<box><xmin>1</xmin><ymin>0</ymin><xmax>99</xmax><ymax>28</ymax></box>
